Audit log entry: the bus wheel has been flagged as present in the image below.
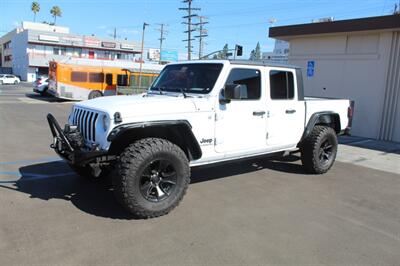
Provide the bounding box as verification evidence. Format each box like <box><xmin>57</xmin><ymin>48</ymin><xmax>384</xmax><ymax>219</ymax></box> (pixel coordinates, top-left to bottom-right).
<box><xmin>88</xmin><ymin>90</ymin><xmax>103</xmax><ymax>100</ymax></box>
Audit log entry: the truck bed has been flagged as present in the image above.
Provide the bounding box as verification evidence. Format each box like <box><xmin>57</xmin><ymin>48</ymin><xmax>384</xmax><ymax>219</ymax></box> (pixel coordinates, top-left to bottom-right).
<box><xmin>304</xmin><ymin>97</ymin><xmax>351</xmax><ymax>132</ymax></box>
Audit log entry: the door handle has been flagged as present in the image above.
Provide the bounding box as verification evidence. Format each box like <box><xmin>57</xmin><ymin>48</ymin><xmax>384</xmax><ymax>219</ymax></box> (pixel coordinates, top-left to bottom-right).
<box><xmin>253</xmin><ymin>111</ymin><xmax>266</xmax><ymax>116</ymax></box>
<box><xmin>285</xmin><ymin>109</ymin><xmax>296</xmax><ymax>114</ymax></box>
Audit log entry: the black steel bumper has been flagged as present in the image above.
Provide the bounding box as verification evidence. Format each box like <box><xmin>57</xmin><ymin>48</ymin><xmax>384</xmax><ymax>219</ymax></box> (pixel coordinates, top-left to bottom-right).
<box><xmin>47</xmin><ymin>113</ymin><xmax>108</xmax><ymax>165</ymax></box>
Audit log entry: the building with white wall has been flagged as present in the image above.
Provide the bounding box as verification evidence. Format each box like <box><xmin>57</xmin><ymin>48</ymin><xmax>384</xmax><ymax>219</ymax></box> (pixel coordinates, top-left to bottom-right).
<box><xmin>0</xmin><ymin>22</ymin><xmax>141</xmax><ymax>82</ymax></box>
<box><xmin>269</xmin><ymin>15</ymin><xmax>400</xmax><ymax>142</ymax></box>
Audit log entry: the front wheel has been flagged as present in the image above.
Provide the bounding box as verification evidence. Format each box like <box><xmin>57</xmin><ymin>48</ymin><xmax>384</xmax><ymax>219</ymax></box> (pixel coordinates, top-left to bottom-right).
<box><xmin>14</xmin><ymin>80</ymin><xmax>18</xmax><ymax>84</ymax></box>
<box><xmin>301</xmin><ymin>125</ymin><xmax>338</xmax><ymax>174</ymax></box>
<box><xmin>113</xmin><ymin>138</ymin><xmax>190</xmax><ymax>218</ymax></box>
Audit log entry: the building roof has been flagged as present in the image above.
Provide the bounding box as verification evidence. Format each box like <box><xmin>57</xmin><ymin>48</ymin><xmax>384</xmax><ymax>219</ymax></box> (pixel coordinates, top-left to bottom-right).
<box><xmin>269</xmin><ymin>14</ymin><xmax>400</xmax><ymax>39</ymax></box>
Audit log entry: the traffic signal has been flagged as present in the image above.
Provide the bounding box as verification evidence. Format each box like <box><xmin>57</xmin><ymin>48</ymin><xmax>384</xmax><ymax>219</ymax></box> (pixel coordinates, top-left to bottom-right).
<box><xmin>236</xmin><ymin>45</ymin><xmax>243</xmax><ymax>56</ymax></box>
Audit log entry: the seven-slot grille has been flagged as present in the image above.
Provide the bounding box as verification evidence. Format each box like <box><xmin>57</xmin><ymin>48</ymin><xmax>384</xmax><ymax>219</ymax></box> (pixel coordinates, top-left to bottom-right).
<box><xmin>72</xmin><ymin>108</ymin><xmax>99</xmax><ymax>142</ymax></box>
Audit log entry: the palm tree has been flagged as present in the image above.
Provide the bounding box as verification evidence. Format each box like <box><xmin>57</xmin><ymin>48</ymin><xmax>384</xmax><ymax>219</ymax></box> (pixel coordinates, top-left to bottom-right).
<box><xmin>50</xmin><ymin>6</ymin><xmax>62</xmax><ymax>25</ymax></box>
<box><xmin>31</xmin><ymin>2</ymin><xmax>40</xmax><ymax>22</ymax></box>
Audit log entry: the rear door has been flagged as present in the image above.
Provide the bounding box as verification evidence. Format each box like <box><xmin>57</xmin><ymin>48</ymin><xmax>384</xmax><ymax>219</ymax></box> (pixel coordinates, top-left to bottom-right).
<box><xmin>266</xmin><ymin>68</ymin><xmax>305</xmax><ymax>149</ymax></box>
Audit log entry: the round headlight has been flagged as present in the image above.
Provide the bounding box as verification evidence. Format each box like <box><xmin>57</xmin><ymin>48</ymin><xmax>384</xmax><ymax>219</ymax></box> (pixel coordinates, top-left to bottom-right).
<box><xmin>102</xmin><ymin>114</ymin><xmax>110</xmax><ymax>132</ymax></box>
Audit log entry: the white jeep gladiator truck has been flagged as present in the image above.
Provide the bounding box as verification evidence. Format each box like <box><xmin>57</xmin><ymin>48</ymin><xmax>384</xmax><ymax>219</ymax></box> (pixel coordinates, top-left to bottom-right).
<box><xmin>47</xmin><ymin>60</ymin><xmax>354</xmax><ymax>218</ymax></box>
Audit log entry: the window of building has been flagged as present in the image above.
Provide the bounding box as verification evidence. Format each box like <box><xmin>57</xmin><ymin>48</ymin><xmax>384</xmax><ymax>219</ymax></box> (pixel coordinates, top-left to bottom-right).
<box><xmin>105</xmin><ymin>74</ymin><xmax>113</xmax><ymax>85</ymax></box>
<box><xmin>73</xmin><ymin>48</ymin><xmax>82</xmax><ymax>57</ymax></box>
<box><xmin>53</xmin><ymin>47</ymin><xmax>60</xmax><ymax>55</ymax></box>
<box><xmin>225</xmin><ymin>68</ymin><xmax>261</xmax><ymax>100</ymax></box>
<box><xmin>269</xmin><ymin>70</ymin><xmax>295</xmax><ymax>100</ymax></box>
<box><xmin>89</xmin><ymin>72</ymin><xmax>104</xmax><ymax>83</ymax></box>
<box><xmin>117</xmin><ymin>74</ymin><xmax>128</xmax><ymax>86</ymax></box>
<box><xmin>3</xmin><ymin>42</ymin><xmax>11</xmax><ymax>49</ymax></box>
<box><xmin>71</xmin><ymin>71</ymin><xmax>87</xmax><ymax>82</ymax></box>
<box><xmin>4</xmin><ymin>55</ymin><xmax>12</xmax><ymax>62</ymax></box>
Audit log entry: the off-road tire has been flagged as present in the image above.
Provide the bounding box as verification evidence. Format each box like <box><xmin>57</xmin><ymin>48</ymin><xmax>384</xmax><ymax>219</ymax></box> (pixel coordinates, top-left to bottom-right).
<box><xmin>113</xmin><ymin>138</ymin><xmax>190</xmax><ymax>219</ymax></box>
<box><xmin>301</xmin><ymin>125</ymin><xmax>338</xmax><ymax>174</ymax></box>
<box><xmin>88</xmin><ymin>90</ymin><xmax>102</xmax><ymax>100</ymax></box>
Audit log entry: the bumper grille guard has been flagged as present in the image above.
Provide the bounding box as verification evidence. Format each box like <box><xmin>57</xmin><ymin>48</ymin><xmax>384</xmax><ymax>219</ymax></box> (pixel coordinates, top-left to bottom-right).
<box><xmin>71</xmin><ymin>108</ymin><xmax>99</xmax><ymax>142</ymax></box>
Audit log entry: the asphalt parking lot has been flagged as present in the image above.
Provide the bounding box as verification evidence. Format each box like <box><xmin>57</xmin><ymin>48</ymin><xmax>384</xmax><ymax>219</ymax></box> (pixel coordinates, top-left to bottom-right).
<box><xmin>0</xmin><ymin>83</ymin><xmax>399</xmax><ymax>265</ymax></box>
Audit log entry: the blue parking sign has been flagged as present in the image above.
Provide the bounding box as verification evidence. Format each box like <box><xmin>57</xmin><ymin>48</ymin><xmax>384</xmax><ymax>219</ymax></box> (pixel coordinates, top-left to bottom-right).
<box><xmin>307</xmin><ymin>61</ymin><xmax>315</xmax><ymax>77</ymax></box>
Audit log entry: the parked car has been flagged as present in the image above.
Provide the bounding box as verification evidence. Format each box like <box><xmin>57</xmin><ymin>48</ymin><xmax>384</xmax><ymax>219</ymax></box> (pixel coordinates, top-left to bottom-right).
<box><xmin>47</xmin><ymin>60</ymin><xmax>354</xmax><ymax>218</ymax></box>
<box><xmin>0</xmin><ymin>74</ymin><xmax>20</xmax><ymax>85</ymax></box>
<box><xmin>33</xmin><ymin>76</ymin><xmax>49</xmax><ymax>95</ymax></box>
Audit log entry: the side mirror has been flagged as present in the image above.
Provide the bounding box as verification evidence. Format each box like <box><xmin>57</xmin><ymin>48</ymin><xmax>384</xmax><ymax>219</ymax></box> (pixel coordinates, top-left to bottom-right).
<box><xmin>220</xmin><ymin>84</ymin><xmax>247</xmax><ymax>104</ymax></box>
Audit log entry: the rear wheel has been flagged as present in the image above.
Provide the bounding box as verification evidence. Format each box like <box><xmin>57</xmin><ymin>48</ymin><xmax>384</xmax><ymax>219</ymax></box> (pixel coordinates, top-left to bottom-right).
<box><xmin>88</xmin><ymin>90</ymin><xmax>102</xmax><ymax>100</ymax></box>
<box><xmin>113</xmin><ymin>138</ymin><xmax>190</xmax><ymax>218</ymax></box>
<box><xmin>0</xmin><ymin>80</ymin><xmax>3</xmax><ymax>85</ymax></box>
<box><xmin>301</xmin><ymin>125</ymin><xmax>338</xmax><ymax>174</ymax></box>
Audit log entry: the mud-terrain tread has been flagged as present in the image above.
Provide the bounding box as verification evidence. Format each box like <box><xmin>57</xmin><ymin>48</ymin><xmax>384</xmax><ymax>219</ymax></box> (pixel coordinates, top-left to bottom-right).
<box><xmin>113</xmin><ymin>138</ymin><xmax>190</xmax><ymax>219</ymax></box>
<box><xmin>301</xmin><ymin>125</ymin><xmax>338</xmax><ymax>174</ymax></box>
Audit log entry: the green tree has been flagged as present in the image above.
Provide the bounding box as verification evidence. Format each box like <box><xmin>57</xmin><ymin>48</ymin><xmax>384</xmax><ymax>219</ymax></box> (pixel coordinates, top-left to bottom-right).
<box><xmin>217</xmin><ymin>44</ymin><xmax>229</xmax><ymax>59</ymax></box>
<box><xmin>50</xmin><ymin>6</ymin><xmax>62</xmax><ymax>25</ymax></box>
<box><xmin>249</xmin><ymin>42</ymin><xmax>261</xmax><ymax>60</ymax></box>
<box><xmin>31</xmin><ymin>2</ymin><xmax>40</xmax><ymax>22</ymax></box>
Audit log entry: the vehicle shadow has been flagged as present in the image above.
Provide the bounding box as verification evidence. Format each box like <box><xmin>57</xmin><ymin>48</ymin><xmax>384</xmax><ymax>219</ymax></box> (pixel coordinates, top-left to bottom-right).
<box><xmin>1</xmin><ymin>161</ymin><xmax>132</xmax><ymax>220</ymax></box>
<box><xmin>0</xmin><ymin>155</ymin><xmax>304</xmax><ymax>219</ymax></box>
<box><xmin>25</xmin><ymin>93</ymin><xmax>72</xmax><ymax>103</ymax></box>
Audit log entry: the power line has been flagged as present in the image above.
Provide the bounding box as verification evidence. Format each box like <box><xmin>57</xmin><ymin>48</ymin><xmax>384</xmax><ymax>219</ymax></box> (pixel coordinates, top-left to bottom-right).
<box><xmin>194</xmin><ymin>16</ymin><xmax>208</xmax><ymax>59</ymax></box>
<box><xmin>179</xmin><ymin>0</ymin><xmax>200</xmax><ymax>60</ymax></box>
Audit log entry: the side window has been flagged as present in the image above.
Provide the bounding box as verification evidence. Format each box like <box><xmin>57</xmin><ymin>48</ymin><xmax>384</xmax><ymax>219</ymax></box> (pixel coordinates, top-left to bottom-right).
<box><xmin>129</xmin><ymin>75</ymin><xmax>136</xmax><ymax>86</ymax></box>
<box><xmin>71</xmin><ymin>72</ymin><xmax>87</xmax><ymax>82</ymax></box>
<box><xmin>117</xmin><ymin>74</ymin><xmax>128</xmax><ymax>86</ymax></box>
<box><xmin>269</xmin><ymin>70</ymin><xmax>295</xmax><ymax>100</ymax></box>
<box><xmin>225</xmin><ymin>68</ymin><xmax>261</xmax><ymax>100</ymax></box>
<box><xmin>105</xmin><ymin>73</ymin><xmax>113</xmax><ymax>85</ymax></box>
<box><xmin>88</xmin><ymin>72</ymin><xmax>104</xmax><ymax>83</ymax></box>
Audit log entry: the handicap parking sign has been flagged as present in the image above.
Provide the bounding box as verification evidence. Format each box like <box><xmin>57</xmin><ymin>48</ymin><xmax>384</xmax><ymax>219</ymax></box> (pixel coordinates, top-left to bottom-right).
<box><xmin>307</xmin><ymin>61</ymin><xmax>315</xmax><ymax>77</ymax></box>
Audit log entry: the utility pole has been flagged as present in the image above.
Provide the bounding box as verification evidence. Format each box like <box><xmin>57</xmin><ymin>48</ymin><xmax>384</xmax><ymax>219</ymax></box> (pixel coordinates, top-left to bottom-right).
<box><xmin>179</xmin><ymin>0</ymin><xmax>200</xmax><ymax>60</ymax></box>
<box><xmin>194</xmin><ymin>16</ymin><xmax>208</xmax><ymax>59</ymax></box>
<box><xmin>156</xmin><ymin>23</ymin><xmax>168</xmax><ymax>64</ymax></box>
<box><xmin>138</xmin><ymin>22</ymin><xmax>149</xmax><ymax>90</ymax></box>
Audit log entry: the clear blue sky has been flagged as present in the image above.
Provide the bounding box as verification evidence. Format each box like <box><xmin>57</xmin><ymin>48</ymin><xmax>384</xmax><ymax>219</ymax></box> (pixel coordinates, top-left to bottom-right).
<box><xmin>0</xmin><ymin>0</ymin><xmax>398</xmax><ymax>58</ymax></box>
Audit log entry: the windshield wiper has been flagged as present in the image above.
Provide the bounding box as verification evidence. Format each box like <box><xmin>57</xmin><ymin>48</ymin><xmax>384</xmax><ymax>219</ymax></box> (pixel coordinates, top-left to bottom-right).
<box><xmin>150</xmin><ymin>86</ymin><xmax>164</xmax><ymax>95</ymax></box>
<box><xmin>177</xmin><ymin>88</ymin><xmax>187</xmax><ymax>98</ymax></box>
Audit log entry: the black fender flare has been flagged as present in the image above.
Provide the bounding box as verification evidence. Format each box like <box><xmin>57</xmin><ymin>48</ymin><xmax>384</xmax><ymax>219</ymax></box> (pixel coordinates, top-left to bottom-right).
<box><xmin>107</xmin><ymin>120</ymin><xmax>202</xmax><ymax>160</ymax></box>
<box><xmin>300</xmin><ymin>112</ymin><xmax>341</xmax><ymax>143</ymax></box>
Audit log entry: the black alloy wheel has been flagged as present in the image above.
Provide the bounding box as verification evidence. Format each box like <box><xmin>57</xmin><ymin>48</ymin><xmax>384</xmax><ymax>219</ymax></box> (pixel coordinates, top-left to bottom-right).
<box><xmin>139</xmin><ymin>159</ymin><xmax>178</xmax><ymax>202</ymax></box>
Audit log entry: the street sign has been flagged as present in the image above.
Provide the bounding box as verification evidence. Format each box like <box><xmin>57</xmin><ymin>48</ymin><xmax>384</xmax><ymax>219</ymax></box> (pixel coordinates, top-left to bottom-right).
<box><xmin>307</xmin><ymin>61</ymin><xmax>315</xmax><ymax>77</ymax></box>
<box><xmin>160</xmin><ymin>50</ymin><xmax>178</xmax><ymax>62</ymax></box>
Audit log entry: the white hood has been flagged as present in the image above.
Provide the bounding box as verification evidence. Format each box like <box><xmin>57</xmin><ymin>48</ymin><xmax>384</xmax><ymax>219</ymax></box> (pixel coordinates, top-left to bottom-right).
<box><xmin>74</xmin><ymin>94</ymin><xmax>204</xmax><ymax>119</ymax></box>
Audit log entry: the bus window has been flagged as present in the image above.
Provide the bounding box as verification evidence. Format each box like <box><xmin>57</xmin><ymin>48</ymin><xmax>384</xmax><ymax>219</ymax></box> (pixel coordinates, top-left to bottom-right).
<box><xmin>117</xmin><ymin>74</ymin><xmax>128</xmax><ymax>86</ymax></box>
<box><xmin>141</xmin><ymin>76</ymin><xmax>150</xmax><ymax>88</ymax></box>
<box><xmin>105</xmin><ymin>73</ymin><xmax>113</xmax><ymax>85</ymax></box>
<box><xmin>71</xmin><ymin>72</ymin><xmax>87</xmax><ymax>82</ymax></box>
<box><xmin>129</xmin><ymin>75</ymin><xmax>136</xmax><ymax>87</ymax></box>
<box><xmin>89</xmin><ymin>72</ymin><xmax>104</xmax><ymax>83</ymax></box>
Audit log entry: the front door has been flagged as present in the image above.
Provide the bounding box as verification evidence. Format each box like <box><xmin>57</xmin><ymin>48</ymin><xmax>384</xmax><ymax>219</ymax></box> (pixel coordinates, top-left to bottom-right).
<box><xmin>214</xmin><ymin>67</ymin><xmax>267</xmax><ymax>153</ymax></box>
<box><xmin>266</xmin><ymin>69</ymin><xmax>305</xmax><ymax>148</ymax></box>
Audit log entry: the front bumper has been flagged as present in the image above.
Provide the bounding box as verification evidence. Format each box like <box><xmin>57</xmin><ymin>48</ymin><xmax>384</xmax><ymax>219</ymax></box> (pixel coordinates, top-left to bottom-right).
<box><xmin>46</xmin><ymin>113</ymin><xmax>108</xmax><ymax>165</ymax></box>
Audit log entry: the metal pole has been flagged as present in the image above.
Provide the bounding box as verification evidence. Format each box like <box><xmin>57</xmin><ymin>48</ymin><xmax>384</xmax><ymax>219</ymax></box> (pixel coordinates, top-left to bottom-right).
<box><xmin>138</xmin><ymin>22</ymin><xmax>148</xmax><ymax>90</ymax></box>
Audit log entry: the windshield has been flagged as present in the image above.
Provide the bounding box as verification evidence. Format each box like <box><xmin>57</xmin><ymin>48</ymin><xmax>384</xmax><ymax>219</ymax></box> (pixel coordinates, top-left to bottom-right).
<box><xmin>150</xmin><ymin>63</ymin><xmax>223</xmax><ymax>94</ymax></box>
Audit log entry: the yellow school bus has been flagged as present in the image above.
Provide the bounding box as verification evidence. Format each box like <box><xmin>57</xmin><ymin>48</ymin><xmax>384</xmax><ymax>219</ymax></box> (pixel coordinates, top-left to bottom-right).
<box><xmin>48</xmin><ymin>61</ymin><xmax>162</xmax><ymax>100</ymax></box>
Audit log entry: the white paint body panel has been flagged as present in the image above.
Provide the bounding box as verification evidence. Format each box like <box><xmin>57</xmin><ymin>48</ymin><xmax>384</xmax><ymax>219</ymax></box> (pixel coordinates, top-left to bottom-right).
<box><xmin>68</xmin><ymin>60</ymin><xmax>351</xmax><ymax>166</ymax></box>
